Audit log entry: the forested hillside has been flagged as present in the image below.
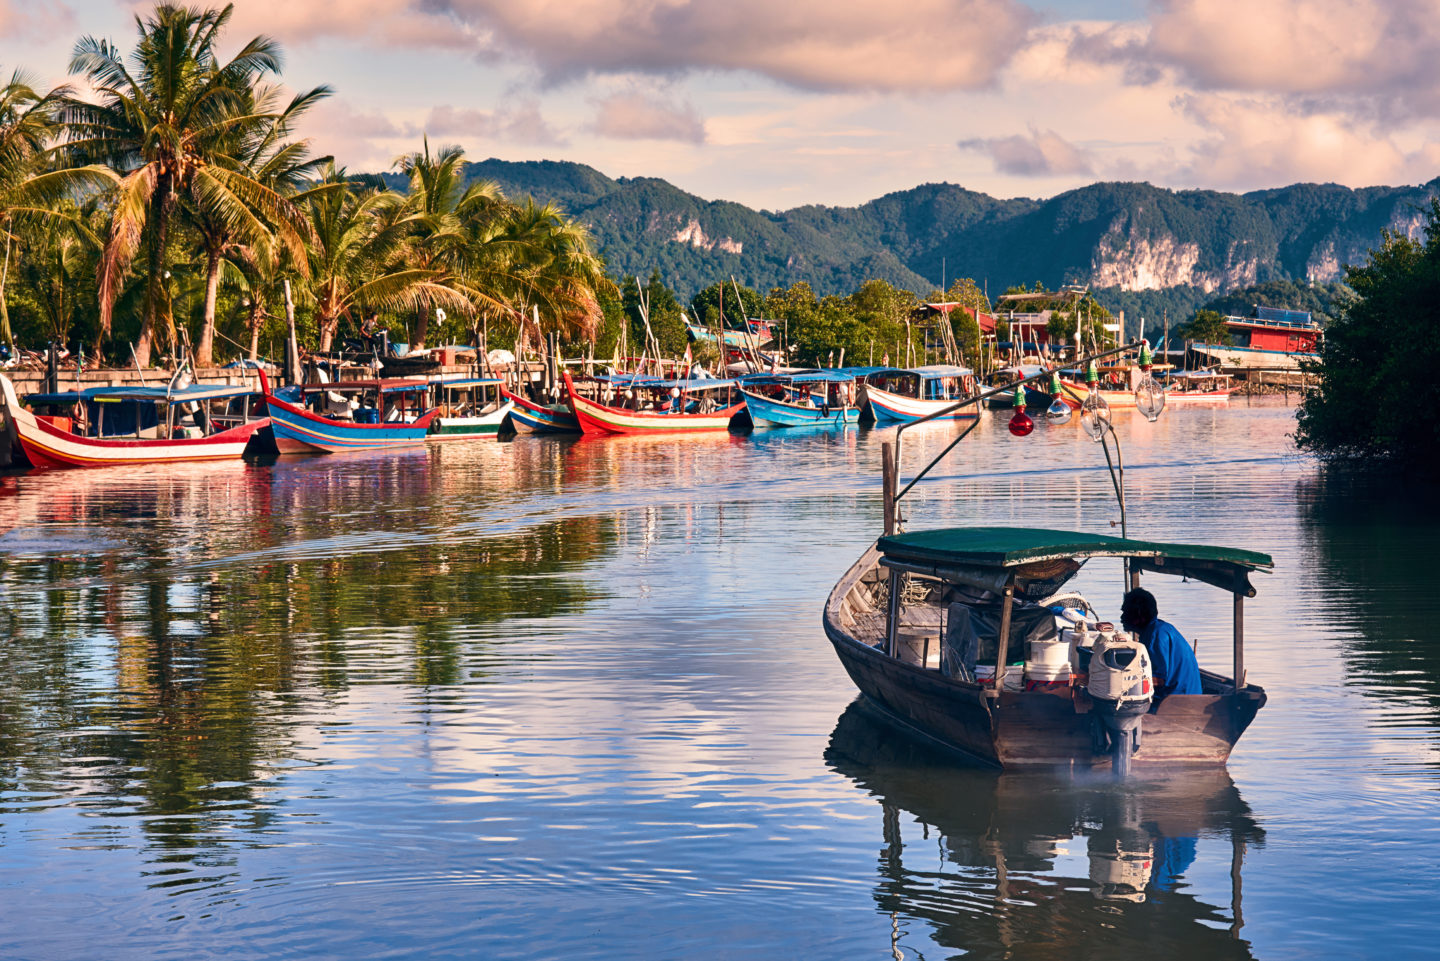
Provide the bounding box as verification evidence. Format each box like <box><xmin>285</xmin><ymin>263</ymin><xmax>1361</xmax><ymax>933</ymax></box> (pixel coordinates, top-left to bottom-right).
<box><xmin>415</xmin><ymin>159</ymin><xmax>1439</xmax><ymax>318</ymax></box>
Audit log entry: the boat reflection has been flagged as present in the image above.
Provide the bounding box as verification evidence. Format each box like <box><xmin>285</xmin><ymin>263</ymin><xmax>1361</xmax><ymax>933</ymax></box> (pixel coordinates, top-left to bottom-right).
<box><xmin>824</xmin><ymin>701</ymin><xmax>1264</xmax><ymax>960</ymax></box>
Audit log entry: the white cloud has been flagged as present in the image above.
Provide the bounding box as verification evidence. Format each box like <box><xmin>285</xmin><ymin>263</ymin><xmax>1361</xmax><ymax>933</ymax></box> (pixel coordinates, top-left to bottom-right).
<box><xmin>222</xmin><ymin>0</ymin><xmax>1036</xmax><ymax>93</ymax></box>
<box><xmin>1174</xmin><ymin>94</ymin><xmax>1435</xmax><ymax>190</ymax></box>
<box><xmin>419</xmin><ymin>103</ymin><xmax>567</xmax><ymax>146</ymax></box>
<box><xmin>959</xmin><ymin>126</ymin><xmax>1094</xmax><ymax>176</ymax></box>
<box><xmin>590</xmin><ymin>91</ymin><xmax>706</xmax><ymax>144</ymax></box>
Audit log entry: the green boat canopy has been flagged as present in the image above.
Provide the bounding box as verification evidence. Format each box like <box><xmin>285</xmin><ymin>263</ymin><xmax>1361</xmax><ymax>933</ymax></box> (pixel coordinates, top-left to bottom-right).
<box><xmin>878</xmin><ymin>526</ymin><xmax>1273</xmax><ymax>596</ymax></box>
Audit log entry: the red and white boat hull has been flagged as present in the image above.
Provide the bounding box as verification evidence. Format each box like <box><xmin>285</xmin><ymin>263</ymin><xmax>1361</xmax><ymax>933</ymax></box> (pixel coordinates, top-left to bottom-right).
<box><xmin>564</xmin><ymin>374</ymin><xmax>741</xmax><ymax>435</ymax></box>
<box><xmin>0</xmin><ymin>373</ymin><xmax>266</xmax><ymax>469</ymax></box>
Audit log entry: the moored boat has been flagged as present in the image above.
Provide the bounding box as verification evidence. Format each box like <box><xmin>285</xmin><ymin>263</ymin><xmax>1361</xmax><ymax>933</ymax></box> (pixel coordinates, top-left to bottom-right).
<box><xmin>740</xmin><ymin>369</ymin><xmax>866</xmax><ymax>428</ymax></box>
<box><xmin>0</xmin><ymin>372</ymin><xmax>268</xmax><ymax>469</ymax></box>
<box><xmin>500</xmin><ymin>385</ymin><xmax>580</xmax><ymax>434</ymax></box>
<box><xmin>564</xmin><ymin>372</ymin><xmax>744</xmax><ymax>435</ymax></box>
<box><xmin>823</xmin><ymin>527</ymin><xmax>1270</xmax><ymax>770</ymax></box>
<box><xmin>259</xmin><ymin>369</ymin><xmax>438</xmax><ymax>454</ymax></box>
<box><xmin>862</xmin><ymin>365</ymin><xmax>979</xmax><ymax>425</ymax></box>
<box><xmin>425</xmin><ymin>376</ymin><xmax>513</xmax><ymax>441</ymax></box>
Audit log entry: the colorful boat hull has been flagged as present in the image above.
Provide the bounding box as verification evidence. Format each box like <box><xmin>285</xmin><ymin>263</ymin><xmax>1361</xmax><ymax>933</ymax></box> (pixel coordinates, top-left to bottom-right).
<box><xmin>500</xmin><ymin>387</ymin><xmax>579</xmax><ymax>434</ymax></box>
<box><xmin>0</xmin><ymin>373</ymin><xmax>267</xmax><ymax>469</ymax></box>
<box><xmin>427</xmin><ymin>401</ymin><xmax>515</xmax><ymax>441</ymax></box>
<box><xmin>741</xmin><ymin>388</ymin><xmax>859</xmax><ymax>428</ymax></box>
<box><xmin>863</xmin><ymin>385</ymin><xmax>979</xmax><ymax>425</ymax></box>
<box><xmin>258</xmin><ymin>373</ymin><xmax>438</xmax><ymax>454</ymax></box>
<box><xmin>565</xmin><ymin>374</ymin><xmax>742</xmax><ymax>435</ymax></box>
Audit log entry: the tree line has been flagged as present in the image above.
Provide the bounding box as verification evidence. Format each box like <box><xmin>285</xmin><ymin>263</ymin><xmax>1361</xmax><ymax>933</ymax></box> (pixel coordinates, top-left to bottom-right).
<box><xmin>0</xmin><ymin>3</ymin><xmax>609</xmax><ymax>368</ymax></box>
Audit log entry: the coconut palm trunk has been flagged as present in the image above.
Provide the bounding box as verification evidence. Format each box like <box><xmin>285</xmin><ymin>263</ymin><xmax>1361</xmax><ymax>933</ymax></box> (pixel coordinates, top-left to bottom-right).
<box><xmin>196</xmin><ymin>246</ymin><xmax>221</xmax><ymax>366</ymax></box>
<box><xmin>134</xmin><ymin>184</ymin><xmax>177</xmax><ymax>367</ymax></box>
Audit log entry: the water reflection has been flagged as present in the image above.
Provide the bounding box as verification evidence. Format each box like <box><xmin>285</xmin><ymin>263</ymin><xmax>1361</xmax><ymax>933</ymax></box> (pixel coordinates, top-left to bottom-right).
<box><xmin>0</xmin><ymin>455</ymin><xmax>616</xmax><ymax>875</ymax></box>
<box><xmin>1298</xmin><ymin>472</ymin><xmax>1440</xmax><ymax>715</ymax></box>
<box><xmin>825</xmin><ymin>702</ymin><xmax>1264</xmax><ymax>960</ymax></box>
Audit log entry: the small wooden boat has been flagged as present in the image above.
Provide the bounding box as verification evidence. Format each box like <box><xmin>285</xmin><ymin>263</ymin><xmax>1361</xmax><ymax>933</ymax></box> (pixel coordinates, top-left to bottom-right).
<box><xmin>563</xmin><ymin>372</ymin><xmax>744</xmax><ymax>435</ymax></box>
<box><xmin>824</xmin><ymin>526</ymin><xmax>1270</xmax><ymax>770</ymax></box>
<box><xmin>259</xmin><ymin>369</ymin><xmax>438</xmax><ymax>454</ymax></box>
<box><xmin>862</xmin><ymin>366</ymin><xmax>979</xmax><ymax>425</ymax></box>
<box><xmin>500</xmin><ymin>385</ymin><xmax>580</xmax><ymax>434</ymax></box>
<box><xmin>425</xmin><ymin>376</ymin><xmax>513</xmax><ymax>441</ymax></box>
<box><xmin>1059</xmin><ymin>377</ymin><xmax>1233</xmax><ymax>408</ymax></box>
<box><xmin>740</xmin><ymin>370</ymin><xmax>864</xmax><ymax>428</ymax></box>
<box><xmin>0</xmin><ymin>372</ymin><xmax>268</xmax><ymax>469</ymax></box>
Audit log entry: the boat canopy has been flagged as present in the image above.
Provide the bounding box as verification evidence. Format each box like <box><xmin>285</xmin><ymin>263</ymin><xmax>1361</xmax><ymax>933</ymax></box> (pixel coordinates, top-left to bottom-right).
<box><xmin>430</xmin><ymin>377</ymin><xmax>502</xmax><ymax>388</ymax></box>
<box><xmin>24</xmin><ymin>383</ymin><xmax>258</xmax><ymax>406</ymax></box>
<box><xmin>295</xmin><ymin>379</ymin><xmax>428</xmax><ymax>394</ymax></box>
<box><xmin>592</xmin><ymin>374</ymin><xmax>739</xmax><ymax>390</ymax></box>
<box><xmin>878</xmin><ymin>526</ymin><xmax>1273</xmax><ymax>596</ymax></box>
<box><xmin>746</xmin><ymin>366</ymin><xmax>884</xmax><ymax>384</ymax></box>
<box><xmin>867</xmin><ymin>365</ymin><xmax>973</xmax><ymax>380</ymax></box>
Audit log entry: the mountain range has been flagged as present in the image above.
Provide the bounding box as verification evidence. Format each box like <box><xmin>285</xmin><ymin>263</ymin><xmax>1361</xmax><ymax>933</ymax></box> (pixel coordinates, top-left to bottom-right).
<box><xmin>384</xmin><ymin>160</ymin><xmax>1440</xmax><ymax>315</ymax></box>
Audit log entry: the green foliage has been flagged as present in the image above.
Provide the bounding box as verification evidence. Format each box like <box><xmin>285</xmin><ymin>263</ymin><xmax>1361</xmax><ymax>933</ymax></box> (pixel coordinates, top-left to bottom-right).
<box><xmin>1295</xmin><ymin>201</ymin><xmax>1440</xmax><ymax>473</ymax></box>
<box><xmin>1175</xmin><ymin>309</ymin><xmax>1231</xmax><ymax>345</ymax></box>
<box><xmin>1200</xmin><ymin>279</ymin><xmax>1354</xmax><ymax>326</ymax></box>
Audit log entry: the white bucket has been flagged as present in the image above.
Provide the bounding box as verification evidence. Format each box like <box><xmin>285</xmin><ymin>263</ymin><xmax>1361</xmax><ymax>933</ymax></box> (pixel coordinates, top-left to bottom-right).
<box><xmin>1028</xmin><ymin>636</ymin><xmax>1071</xmax><ymax>675</ymax></box>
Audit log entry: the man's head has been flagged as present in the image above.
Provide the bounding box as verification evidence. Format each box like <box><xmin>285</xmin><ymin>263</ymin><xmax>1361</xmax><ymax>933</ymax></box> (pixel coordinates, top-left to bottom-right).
<box><xmin>1121</xmin><ymin>588</ymin><xmax>1158</xmax><ymax>632</ymax></box>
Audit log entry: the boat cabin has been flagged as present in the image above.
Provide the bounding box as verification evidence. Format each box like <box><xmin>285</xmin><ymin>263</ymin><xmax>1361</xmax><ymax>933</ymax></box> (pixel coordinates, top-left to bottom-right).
<box><xmin>585</xmin><ymin>373</ymin><xmax>740</xmax><ymax>413</ymax></box>
<box><xmin>824</xmin><ymin>526</ymin><xmax>1272</xmax><ymax>768</ymax></box>
<box><xmin>283</xmin><ymin>379</ymin><xmax>431</xmax><ymax>424</ymax></box>
<box><xmin>23</xmin><ymin>383</ymin><xmax>263</xmax><ymax>439</ymax></box>
<box><xmin>864</xmin><ymin>365</ymin><xmax>976</xmax><ymax>401</ymax></box>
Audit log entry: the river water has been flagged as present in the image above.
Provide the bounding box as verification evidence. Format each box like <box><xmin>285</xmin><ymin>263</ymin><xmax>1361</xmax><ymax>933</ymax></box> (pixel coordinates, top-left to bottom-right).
<box><xmin>1</xmin><ymin>399</ymin><xmax>1436</xmax><ymax>960</ymax></box>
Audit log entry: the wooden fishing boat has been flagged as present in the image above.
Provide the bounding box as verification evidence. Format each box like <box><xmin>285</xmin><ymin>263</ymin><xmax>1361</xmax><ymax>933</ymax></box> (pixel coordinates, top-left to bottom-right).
<box><xmin>1059</xmin><ymin>377</ymin><xmax>1233</xmax><ymax>408</ymax></box>
<box><xmin>0</xmin><ymin>372</ymin><xmax>268</xmax><ymax>469</ymax></box>
<box><xmin>862</xmin><ymin>365</ymin><xmax>979</xmax><ymax>425</ymax></box>
<box><xmin>823</xmin><ymin>526</ymin><xmax>1270</xmax><ymax>770</ymax></box>
<box><xmin>425</xmin><ymin>376</ymin><xmax>513</xmax><ymax>441</ymax></box>
<box><xmin>563</xmin><ymin>372</ymin><xmax>744</xmax><ymax>435</ymax></box>
<box><xmin>740</xmin><ymin>369</ymin><xmax>866</xmax><ymax>428</ymax></box>
<box><xmin>500</xmin><ymin>385</ymin><xmax>580</xmax><ymax>434</ymax></box>
<box><xmin>258</xmin><ymin>369</ymin><xmax>438</xmax><ymax>454</ymax></box>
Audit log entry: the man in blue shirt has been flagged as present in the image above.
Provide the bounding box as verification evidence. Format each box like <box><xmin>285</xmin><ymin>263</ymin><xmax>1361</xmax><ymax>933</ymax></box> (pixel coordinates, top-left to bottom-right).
<box><xmin>1121</xmin><ymin>588</ymin><xmax>1202</xmax><ymax>699</ymax></box>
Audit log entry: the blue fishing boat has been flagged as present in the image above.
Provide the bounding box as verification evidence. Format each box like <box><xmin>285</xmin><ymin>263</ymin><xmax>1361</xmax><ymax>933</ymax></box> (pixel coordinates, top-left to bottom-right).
<box><xmin>740</xmin><ymin>368</ymin><xmax>874</xmax><ymax>428</ymax></box>
<box><xmin>259</xmin><ymin>370</ymin><xmax>438</xmax><ymax>454</ymax></box>
<box><xmin>500</xmin><ymin>385</ymin><xmax>580</xmax><ymax>434</ymax></box>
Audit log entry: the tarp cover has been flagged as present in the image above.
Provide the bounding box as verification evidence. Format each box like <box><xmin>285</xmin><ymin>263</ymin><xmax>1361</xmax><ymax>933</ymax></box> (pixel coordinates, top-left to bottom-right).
<box><xmin>880</xmin><ymin>526</ymin><xmax>1272</xmax><ymax>573</ymax></box>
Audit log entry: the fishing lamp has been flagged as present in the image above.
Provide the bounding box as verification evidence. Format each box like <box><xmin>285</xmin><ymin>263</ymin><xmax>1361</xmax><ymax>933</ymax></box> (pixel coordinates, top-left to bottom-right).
<box><xmin>1080</xmin><ymin>359</ymin><xmax>1111</xmax><ymax>442</ymax></box>
<box><xmin>670</xmin><ymin>387</ymin><xmax>681</xmax><ymax>397</ymax></box>
<box><xmin>1133</xmin><ymin>340</ymin><xmax>1165</xmax><ymax>422</ymax></box>
<box><xmin>1008</xmin><ymin>383</ymin><xmax>1034</xmax><ymax>436</ymax></box>
<box><xmin>1045</xmin><ymin>371</ymin><xmax>1071</xmax><ymax>424</ymax></box>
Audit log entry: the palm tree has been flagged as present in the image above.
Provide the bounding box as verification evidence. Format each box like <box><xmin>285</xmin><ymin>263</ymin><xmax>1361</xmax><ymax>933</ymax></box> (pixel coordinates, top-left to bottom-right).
<box><xmin>186</xmin><ymin>83</ymin><xmax>329</xmax><ymax>365</ymax></box>
<box><xmin>392</xmin><ymin>139</ymin><xmax>496</xmax><ymax>349</ymax></box>
<box><xmin>479</xmin><ymin>200</ymin><xmax>611</xmax><ymax>344</ymax></box>
<box><xmin>0</xmin><ymin>69</ymin><xmax>114</xmax><ymax>348</ymax></box>
<box><xmin>64</xmin><ymin>3</ymin><xmax>312</xmax><ymax>365</ymax></box>
<box><xmin>299</xmin><ymin>165</ymin><xmax>473</xmax><ymax>353</ymax></box>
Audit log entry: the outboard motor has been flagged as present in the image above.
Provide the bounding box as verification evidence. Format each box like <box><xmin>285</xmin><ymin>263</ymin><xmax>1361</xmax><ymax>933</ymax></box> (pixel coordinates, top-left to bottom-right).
<box><xmin>1083</xmin><ymin>632</ymin><xmax>1153</xmax><ymax>776</ymax></box>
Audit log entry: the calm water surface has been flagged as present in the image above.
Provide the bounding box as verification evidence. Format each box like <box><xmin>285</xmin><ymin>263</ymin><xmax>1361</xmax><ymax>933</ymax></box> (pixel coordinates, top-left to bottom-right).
<box><xmin>1</xmin><ymin>399</ymin><xmax>1436</xmax><ymax>960</ymax></box>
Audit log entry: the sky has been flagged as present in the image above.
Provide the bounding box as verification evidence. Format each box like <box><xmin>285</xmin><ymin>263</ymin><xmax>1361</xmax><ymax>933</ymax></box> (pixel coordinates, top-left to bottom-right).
<box><xmin>2</xmin><ymin>0</ymin><xmax>1437</xmax><ymax>210</ymax></box>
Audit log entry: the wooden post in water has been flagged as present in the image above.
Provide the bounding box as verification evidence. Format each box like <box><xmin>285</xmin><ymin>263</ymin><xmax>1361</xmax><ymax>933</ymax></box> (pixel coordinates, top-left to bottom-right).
<box><xmin>881</xmin><ymin>441</ymin><xmax>897</xmax><ymax>536</ymax></box>
<box><xmin>1233</xmin><ymin>576</ymin><xmax>1246</xmax><ymax>690</ymax></box>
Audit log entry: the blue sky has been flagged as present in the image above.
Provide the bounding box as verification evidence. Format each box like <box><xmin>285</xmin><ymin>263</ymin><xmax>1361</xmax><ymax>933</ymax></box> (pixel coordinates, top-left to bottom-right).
<box><xmin>2</xmin><ymin>0</ymin><xmax>1432</xmax><ymax>209</ymax></box>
